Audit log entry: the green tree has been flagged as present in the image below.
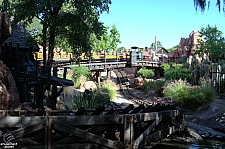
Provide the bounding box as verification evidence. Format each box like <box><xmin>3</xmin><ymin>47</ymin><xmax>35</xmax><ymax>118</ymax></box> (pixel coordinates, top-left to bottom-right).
<box><xmin>100</xmin><ymin>26</ymin><xmax>110</xmax><ymax>52</ymax></box>
<box><xmin>195</xmin><ymin>25</ymin><xmax>225</xmax><ymax>62</ymax></box>
<box><xmin>150</xmin><ymin>41</ymin><xmax>163</xmax><ymax>49</ymax></box>
<box><xmin>167</xmin><ymin>45</ymin><xmax>178</xmax><ymax>52</ymax></box>
<box><xmin>109</xmin><ymin>24</ymin><xmax>121</xmax><ymax>51</ymax></box>
<box><xmin>194</xmin><ymin>0</ymin><xmax>225</xmax><ymax>13</ymax></box>
<box><xmin>0</xmin><ymin>0</ymin><xmax>111</xmax><ymax>65</ymax></box>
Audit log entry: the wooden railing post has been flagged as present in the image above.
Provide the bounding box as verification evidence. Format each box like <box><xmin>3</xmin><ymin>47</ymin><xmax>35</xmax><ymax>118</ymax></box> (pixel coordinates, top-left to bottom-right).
<box><xmin>124</xmin><ymin>115</ymin><xmax>134</xmax><ymax>149</ymax></box>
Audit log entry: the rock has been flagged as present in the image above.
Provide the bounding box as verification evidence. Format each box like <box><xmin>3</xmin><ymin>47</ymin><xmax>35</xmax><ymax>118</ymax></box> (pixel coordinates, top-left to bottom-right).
<box><xmin>0</xmin><ymin>61</ymin><xmax>20</xmax><ymax>109</ymax></box>
<box><xmin>79</xmin><ymin>81</ymin><xmax>98</xmax><ymax>92</ymax></box>
<box><xmin>0</xmin><ymin>12</ymin><xmax>11</xmax><ymax>51</ymax></box>
<box><xmin>0</xmin><ymin>12</ymin><xmax>19</xmax><ymax>110</ymax></box>
<box><xmin>134</xmin><ymin>77</ymin><xmax>143</xmax><ymax>89</ymax></box>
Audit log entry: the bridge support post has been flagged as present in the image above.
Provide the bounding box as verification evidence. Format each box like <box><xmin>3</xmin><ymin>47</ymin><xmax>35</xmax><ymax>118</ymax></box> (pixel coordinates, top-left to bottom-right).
<box><xmin>124</xmin><ymin>115</ymin><xmax>134</xmax><ymax>149</ymax></box>
<box><xmin>107</xmin><ymin>69</ymin><xmax>111</xmax><ymax>80</ymax></box>
<box><xmin>52</xmin><ymin>67</ymin><xmax>58</xmax><ymax>110</ymax></box>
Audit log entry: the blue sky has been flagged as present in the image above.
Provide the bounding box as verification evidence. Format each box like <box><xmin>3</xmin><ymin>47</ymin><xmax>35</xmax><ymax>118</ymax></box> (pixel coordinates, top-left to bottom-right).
<box><xmin>100</xmin><ymin>0</ymin><xmax>225</xmax><ymax>49</ymax></box>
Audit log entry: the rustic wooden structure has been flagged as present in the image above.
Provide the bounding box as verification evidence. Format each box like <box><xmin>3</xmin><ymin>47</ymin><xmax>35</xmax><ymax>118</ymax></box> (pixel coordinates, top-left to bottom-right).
<box><xmin>0</xmin><ymin>104</ymin><xmax>184</xmax><ymax>149</ymax></box>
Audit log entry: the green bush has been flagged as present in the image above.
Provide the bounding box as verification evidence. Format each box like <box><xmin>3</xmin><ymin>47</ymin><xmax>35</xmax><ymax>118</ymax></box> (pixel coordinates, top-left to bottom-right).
<box><xmin>141</xmin><ymin>80</ymin><xmax>165</xmax><ymax>97</ymax></box>
<box><xmin>137</xmin><ymin>68</ymin><xmax>154</xmax><ymax>78</ymax></box>
<box><xmin>101</xmin><ymin>80</ymin><xmax>117</xmax><ymax>100</ymax></box>
<box><xmin>161</xmin><ymin>63</ymin><xmax>171</xmax><ymax>72</ymax></box>
<box><xmin>164</xmin><ymin>67</ymin><xmax>192</xmax><ymax>82</ymax></box>
<box><xmin>163</xmin><ymin>79</ymin><xmax>215</xmax><ymax>109</ymax></box>
<box><xmin>72</xmin><ymin>91</ymin><xmax>111</xmax><ymax>110</ymax></box>
<box><xmin>70</xmin><ymin>66</ymin><xmax>91</xmax><ymax>88</ymax></box>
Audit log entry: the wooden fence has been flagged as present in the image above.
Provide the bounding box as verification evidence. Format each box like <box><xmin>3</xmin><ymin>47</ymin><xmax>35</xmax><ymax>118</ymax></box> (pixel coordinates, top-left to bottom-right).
<box><xmin>0</xmin><ymin>105</ymin><xmax>184</xmax><ymax>149</ymax></box>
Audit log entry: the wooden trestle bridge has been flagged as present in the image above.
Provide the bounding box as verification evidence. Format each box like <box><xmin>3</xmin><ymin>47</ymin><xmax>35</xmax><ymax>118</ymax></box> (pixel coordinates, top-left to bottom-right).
<box><xmin>0</xmin><ymin>44</ymin><xmax>184</xmax><ymax>149</ymax></box>
<box><xmin>0</xmin><ymin>66</ymin><xmax>184</xmax><ymax>149</ymax></box>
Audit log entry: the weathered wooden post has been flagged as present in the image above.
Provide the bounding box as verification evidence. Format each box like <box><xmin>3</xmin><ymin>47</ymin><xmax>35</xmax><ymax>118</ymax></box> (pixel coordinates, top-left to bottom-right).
<box><xmin>52</xmin><ymin>66</ymin><xmax>58</xmax><ymax>110</ymax></box>
<box><xmin>124</xmin><ymin>115</ymin><xmax>134</xmax><ymax>149</ymax></box>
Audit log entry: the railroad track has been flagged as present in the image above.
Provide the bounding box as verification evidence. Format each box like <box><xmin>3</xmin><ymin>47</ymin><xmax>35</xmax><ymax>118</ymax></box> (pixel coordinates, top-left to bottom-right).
<box><xmin>113</xmin><ymin>69</ymin><xmax>178</xmax><ymax>110</ymax></box>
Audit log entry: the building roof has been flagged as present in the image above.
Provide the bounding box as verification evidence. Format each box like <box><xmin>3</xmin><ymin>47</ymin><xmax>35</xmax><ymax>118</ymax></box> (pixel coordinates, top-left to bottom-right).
<box><xmin>3</xmin><ymin>22</ymin><xmax>39</xmax><ymax>52</ymax></box>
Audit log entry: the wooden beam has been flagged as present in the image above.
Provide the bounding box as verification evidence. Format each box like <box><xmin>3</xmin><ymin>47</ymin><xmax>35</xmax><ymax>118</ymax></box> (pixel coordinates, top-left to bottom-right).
<box><xmin>51</xmin><ymin>115</ymin><xmax>124</xmax><ymax>125</ymax></box>
<box><xmin>9</xmin><ymin>120</ymin><xmax>46</xmax><ymax>139</ymax></box>
<box><xmin>53</xmin><ymin>143</ymin><xmax>110</xmax><ymax>149</ymax></box>
<box><xmin>134</xmin><ymin>112</ymin><xmax>160</xmax><ymax>122</ymax></box>
<box><xmin>123</xmin><ymin>115</ymin><xmax>134</xmax><ymax>149</ymax></box>
<box><xmin>0</xmin><ymin>117</ymin><xmax>47</xmax><ymax>127</ymax></box>
<box><xmin>133</xmin><ymin>115</ymin><xmax>162</xmax><ymax>148</ymax></box>
<box><xmin>53</xmin><ymin>122</ymin><xmax>124</xmax><ymax>149</ymax></box>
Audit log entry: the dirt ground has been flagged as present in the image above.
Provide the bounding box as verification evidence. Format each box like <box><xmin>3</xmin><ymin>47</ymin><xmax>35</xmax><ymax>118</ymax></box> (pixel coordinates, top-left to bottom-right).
<box><xmin>184</xmin><ymin>95</ymin><xmax>225</xmax><ymax>132</ymax></box>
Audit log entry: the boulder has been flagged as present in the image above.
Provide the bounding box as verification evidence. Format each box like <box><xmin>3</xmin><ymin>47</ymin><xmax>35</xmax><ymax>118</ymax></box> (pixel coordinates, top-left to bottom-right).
<box><xmin>79</xmin><ymin>81</ymin><xmax>98</xmax><ymax>92</ymax></box>
<box><xmin>134</xmin><ymin>77</ymin><xmax>144</xmax><ymax>89</ymax></box>
<box><xmin>0</xmin><ymin>61</ymin><xmax>20</xmax><ymax>109</ymax></box>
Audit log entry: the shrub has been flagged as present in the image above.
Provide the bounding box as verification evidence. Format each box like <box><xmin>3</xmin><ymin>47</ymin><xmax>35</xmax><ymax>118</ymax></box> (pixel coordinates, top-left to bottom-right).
<box><xmin>70</xmin><ymin>66</ymin><xmax>91</xmax><ymax>88</ymax></box>
<box><xmin>137</xmin><ymin>68</ymin><xmax>154</xmax><ymax>78</ymax></box>
<box><xmin>163</xmin><ymin>79</ymin><xmax>215</xmax><ymax>109</ymax></box>
<box><xmin>161</xmin><ymin>63</ymin><xmax>171</xmax><ymax>72</ymax></box>
<box><xmin>72</xmin><ymin>91</ymin><xmax>111</xmax><ymax>110</ymax></box>
<box><xmin>164</xmin><ymin>67</ymin><xmax>192</xmax><ymax>82</ymax></box>
<box><xmin>101</xmin><ymin>80</ymin><xmax>117</xmax><ymax>100</ymax></box>
<box><xmin>141</xmin><ymin>81</ymin><xmax>155</xmax><ymax>93</ymax></box>
<box><xmin>141</xmin><ymin>79</ymin><xmax>165</xmax><ymax>97</ymax></box>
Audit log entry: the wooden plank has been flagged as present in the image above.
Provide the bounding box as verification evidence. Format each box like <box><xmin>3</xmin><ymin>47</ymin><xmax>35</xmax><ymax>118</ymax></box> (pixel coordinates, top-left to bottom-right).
<box><xmin>53</xmin><ymin>143</ymin><xmax>110</xmax><ymax>149</ymax></box>
<box><xmin>162</xmin><ymin>110</ymin><xmax>180</xmax><ymax>117</ymax></box>
<box><xmin>141</xmin><ymin>126</ymin><xmax>179</xmax><ymax>147</ymax></box>
<box><xmin>53</xmin><ymin>122</ymin><xmax>124</xmax><ymax>149</ymax></box>
<box><xmin>16</xmin><ymin>138</ymin><xmax>42</xmax><ymax>145</ymax></box>
<box><xmin>51</xmin><ymin>115</ymin><xmax>124</xmax><ymax>125</ymax></box>
<box><xmin>133</xmin><ymin>115</ymin><xmax>162</xmax><ymax>147</ymax></box>
<box><xmin>11</xmin><ymin>120</ymin><xmax>46</xmax><ymax>139</ymax></box>
<box><xmin>134</xmin><ymin>112</ymin><xmax>160</xmax><ymax>122</ymax></box>
<box><xmin>0</xmin><ymin>117</ymin><xmax>47</xmax><ymax>127</ymax></box>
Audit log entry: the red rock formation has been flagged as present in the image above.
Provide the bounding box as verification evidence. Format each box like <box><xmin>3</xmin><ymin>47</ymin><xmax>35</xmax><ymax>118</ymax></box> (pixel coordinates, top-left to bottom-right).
<box><xmin>0</xmin><ymin>12</ymin><xmax>20</xmax><ymax>109</ymax></box>
<box><xmin>177</xmin><ymin>30</ymin><xmax>202</xmax><ymax>58</ymax></box>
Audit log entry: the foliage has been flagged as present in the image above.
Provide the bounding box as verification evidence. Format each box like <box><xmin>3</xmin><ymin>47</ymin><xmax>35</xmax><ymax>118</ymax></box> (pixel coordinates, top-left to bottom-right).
<box><xmin>137</xmin><ymin>68</ymin><xmax>154</xmax><ymax>78</ymax></box>
<box><xmin>0</xmin><ymin>0</ymin><xmax>112</xmax><ymax>62</ymax></box>
<box><xmin>73</xmin><ymin>91</ymin><xmax>111</xmax><ymax>110</ymax></box>
<box><xmin>110</xmin><ymin>24</ymin><xmax>121</xmax><ymax>51</ymax></box>
<box><xmin>141</xmin><ymin>80</ymin><xmax>165</xmax><ymax>97</ymax></box>
<box><xmin>161</xmin><ymin>63</ymin><xmax>171</xmax><ymax>72</ymax></box>
<box><xmin>71</xmin><ymin>66</ymin><xmax>91</xmax><ymax>88</ymax></box>
<box><xmin>163</xmin><ymin>79</ymin><xmax>215</xmax><ymax>109</ymax></box>
<box><xmin>101</xmin><ymin>80</ymin><xmax>117</xmax><ymax>100</ymax></box>
<box><xmin>195</xmin><ymin>25</ymin><xmax>225</xmax><ymax>62</ymax></box>
<box><xmin>150</xmin><ymin>41</ymin><xmax>163</xmax><ymax>49</ymax></box>
<box><xmin>167</xmin><ymin>45</ymin><xmax>178</xmax><ymax>52</ymax></box>
<box><xmin>100</xmin><ymin>26</ymin><xmax>111</xmax><ymax>51</ymax></box>
<box><xmin>193</xmin><ymin>0</ymin><xmax>225</xmax><ymax>13</ymax></box>
<box><xmin>141</xmin><ymin>81</ymin><xmax>155</xmax><ymax>93</ymax></box>
<box><xmin>164</xmin><ymin>67</ymin><xmax>192</xmax><ymax>82</ymax></box>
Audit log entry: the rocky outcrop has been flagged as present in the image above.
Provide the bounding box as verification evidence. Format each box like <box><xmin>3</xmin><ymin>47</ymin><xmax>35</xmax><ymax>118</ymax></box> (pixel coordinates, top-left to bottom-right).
<box><xmin>0</xmin><ymin>12</ymin><xmax>20</xmax><ymax>110</ymax></box>
<box><xmin>0</xmin><ymin>58</ymin><xmax>20</xmax><ymax>109</ymax></box>
<box><xmin>177</xmin><ymin>30</ymin><xmax>202</xmax><ymax>58</ymax></box>
<box><xmin>0</xmin><ymin>12</ymin><xmax>11</xmax><ymax>51</ymax></box>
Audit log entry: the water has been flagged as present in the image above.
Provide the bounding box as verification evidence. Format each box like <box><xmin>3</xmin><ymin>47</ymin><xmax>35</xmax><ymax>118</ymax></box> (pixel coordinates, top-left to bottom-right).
<box><xmin>153</xmin><ymin>140</ymin><xmax>225</xmax><ymax>149</ymax></box>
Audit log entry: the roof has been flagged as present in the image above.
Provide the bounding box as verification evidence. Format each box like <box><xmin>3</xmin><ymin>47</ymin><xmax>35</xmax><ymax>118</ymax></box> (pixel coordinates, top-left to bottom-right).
<box><xmin>3</xmin><ymin>22</ymin><xmax>39</xmax><ymax>52</ymax></box>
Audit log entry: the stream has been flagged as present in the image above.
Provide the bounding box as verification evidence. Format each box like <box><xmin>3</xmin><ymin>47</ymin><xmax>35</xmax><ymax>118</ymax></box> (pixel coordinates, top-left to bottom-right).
<box><xmin>152</xmin><ymin>139</ymin><xmax>225</xmax><ymax>149</ymax></box>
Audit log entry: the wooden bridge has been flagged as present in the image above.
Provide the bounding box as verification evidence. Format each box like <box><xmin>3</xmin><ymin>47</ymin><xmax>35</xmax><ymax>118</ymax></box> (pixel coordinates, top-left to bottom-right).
<box><xmin>0</xmin><ymin>104</ymin><xmax>184</xmax><ymax>149</ymax></box>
